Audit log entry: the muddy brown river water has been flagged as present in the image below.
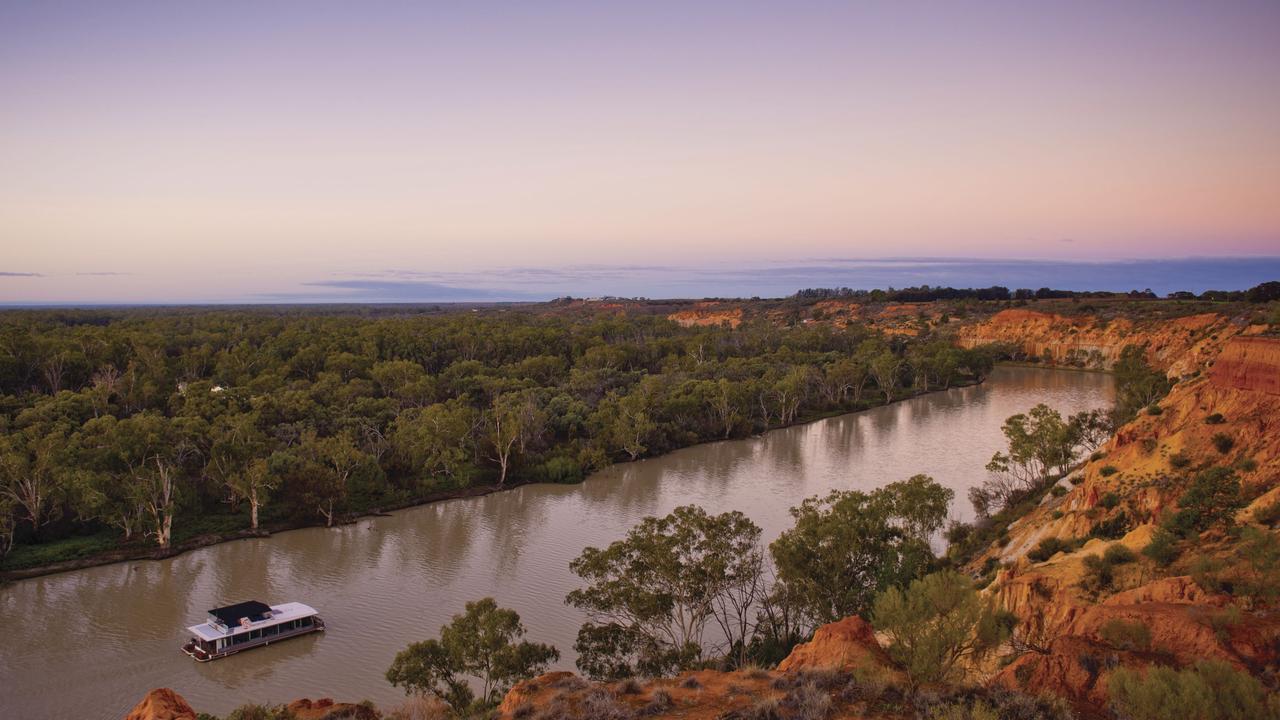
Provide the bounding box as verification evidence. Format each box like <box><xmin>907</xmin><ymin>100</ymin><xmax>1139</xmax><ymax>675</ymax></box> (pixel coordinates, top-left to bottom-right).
<box><xmin>0</xmin><ymin>366</ymin><xmax>1112</xmax><ymax>719</ymax></box>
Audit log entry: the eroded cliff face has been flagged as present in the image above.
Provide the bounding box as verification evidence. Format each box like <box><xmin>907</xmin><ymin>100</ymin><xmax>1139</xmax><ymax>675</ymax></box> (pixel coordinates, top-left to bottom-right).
<box><xmin>954</xmin><ymin>308</ymin><xmax>1244</xmax><ymax>375</ymax></box>
<box><xmin>968</xmin><ymin>333</ymin><xmax>1280</xmax><ymax>713</ymax></box>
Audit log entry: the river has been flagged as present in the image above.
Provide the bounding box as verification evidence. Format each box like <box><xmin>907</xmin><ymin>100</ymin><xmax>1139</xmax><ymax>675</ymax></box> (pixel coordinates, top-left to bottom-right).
<box><xmin>0</xmin><ymin>366</ymin><xmax>1112</xmax><ymax>719</ymax></box>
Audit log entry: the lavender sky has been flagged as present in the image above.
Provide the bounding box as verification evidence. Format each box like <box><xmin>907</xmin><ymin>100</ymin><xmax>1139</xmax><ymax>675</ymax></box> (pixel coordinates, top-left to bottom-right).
<box><xmin>2</xmin><ymin>1</ymin><xmax>1279</xmax><ymax>303</ymax></box>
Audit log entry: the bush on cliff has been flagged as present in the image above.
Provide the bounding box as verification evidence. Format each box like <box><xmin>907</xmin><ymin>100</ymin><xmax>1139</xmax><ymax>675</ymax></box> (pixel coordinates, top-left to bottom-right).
<box><xmin>1107</xmin><ymin>660</ymin><xmax>1280</xmax><ymax>720</ymax></box>
<box><xmin>1166</xmin><ymin>467</ymin><xmax>1244</xmax><ymax>535</ymax></box>
<box><xmin>871</xmin><ymin>570</ymin><xmax>1013</xmax><ymax>688</ymax></box>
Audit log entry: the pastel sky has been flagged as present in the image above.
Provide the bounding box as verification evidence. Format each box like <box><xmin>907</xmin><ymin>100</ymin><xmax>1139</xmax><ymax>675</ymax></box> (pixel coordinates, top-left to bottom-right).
<box><xmin>2</xmin><ymin>1</ymin><xmax>1279</xmax><ymax>303</ymax></box>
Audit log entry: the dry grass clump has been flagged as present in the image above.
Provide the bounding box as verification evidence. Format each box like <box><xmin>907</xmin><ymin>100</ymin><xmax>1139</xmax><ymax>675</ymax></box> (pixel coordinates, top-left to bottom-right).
<box><xmin>579</xmin><ymin>686</ymin><xmax>636</xmax><ymax>720</ymax></box>
<box><xmin>616</xmin><ymin>677</ymin><xmax>644</xmax><ymax>695</ymax></box>
<box><xmin>783</xmin><ymin>681</ymin><xmax>832</xmax><ymax>720</ymax></box>
<box><xmin>640</xmin><ymin>688</ymin><xmax>673</xmax><ymax>716</ymax></box>
<box><xmin>384</xmin><ymin>696</ymin><xmax>449</xmax><ymax>720</ymax></box>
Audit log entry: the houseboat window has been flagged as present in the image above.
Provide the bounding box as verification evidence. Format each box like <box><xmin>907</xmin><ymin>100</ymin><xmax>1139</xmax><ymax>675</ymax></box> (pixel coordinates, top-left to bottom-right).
<box><xmin>301</xmin><ymin>616</ymin><xmax>312</xmax><ymax>627</ymax></box>
<box><xmin>265</xmin><ymin>624</ymin><xmax>279</xmax><ymax>636</ymax></box>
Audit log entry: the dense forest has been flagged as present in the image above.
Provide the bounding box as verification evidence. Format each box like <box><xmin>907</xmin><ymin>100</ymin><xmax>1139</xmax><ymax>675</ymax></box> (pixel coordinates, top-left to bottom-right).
<box><xmin>0</xmin><ymin>308</ymin><xmax>1002</xmax><ymax>569</ymax></box>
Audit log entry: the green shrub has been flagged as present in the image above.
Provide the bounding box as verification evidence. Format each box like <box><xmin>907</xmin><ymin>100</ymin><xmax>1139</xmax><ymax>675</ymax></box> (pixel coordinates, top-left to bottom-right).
<box><xmin>1255</xmin><ymin>499</ymin><xmax>1280</xmax><ymax>526</ymax></box>
<box><xmin>1176</xmin><ymin>467</ymin><xmax>1244</xmax><ymax>533</ymax></box>
<box><xmin>1195</xmin><ymin>606</ymin><xmax>1243</xmax><ymax>643</ymax></box>
<box><xmin>1051</xmin><ymin>510</ymin><xmax>1064</xmax><ymax>520</ymax></box>
<box><xmin>871</xmin><ymin>571</ymin><xmax>1011</xmax><ymax>688</ymax></box>
<box><xmin>1104</xmin><ymin>544</ymin><xmax>1137</xmax><ymax>565</ymax></box>
<box><xmin>1050</xmin><ymin>485</ymin><xmax>1067</xmax><ymax>497</ymax></box>
<box><xmin>1146</xmin><ymin>404</ymin><xmax>1163</xmax><ymax>415</ymax></box>
<box><xmin>1080</xmin><ymin>554</ymin><xmax>1114</xmax><ymax>595</ymax></box>
<box><xmin>1141</xmin><ymin>527</ymin><xmax>1177</xmax><ymax>566</ymax></box>
<box><xmin>1190</xmin><ymin>555</ymin><xmax>1225</xmax><ymax>594</ymax></box>
<box><xmin>1028</xmin><ymin>537</ymin><xmax>1071</xmax><ymax>562</ymax></box>
<box><xmin>1211</xmin><ymin>433</ymin><xmax>1235</xmax><ymax>454</ymax></box>
<box><xmin>1099</xmin><ymin>618</ymin><xmax>1152</xmax><ymax>651</ymax></box>
<box><xmin>1169</xmin><ymin>452</ymin><xmax>1191</xmax><ymax>469</ymax></box>
<box><xmin>1090</xmin><ymin>511</ymin><xmax>1132</xmax><ymax>540</ymax></box>
<box><xmin>1205</xmin><ymin>413</ymin><xmax>1226</xmax><ymax>425</ymax></box>
<box><xmin>1099</xmin><ymin>492</ymin><xmax>1120</xmax><ymax>509</ymax></box>
<box><xmin>531</xmin><ymin>455</ymin><xmax>585</xmax><ymax>484</ymax></box>
<box><xmin>1107</xmin><ymin>660</ymin><xmax>1279</xmax><ymax>720</ymax></box>
<box><xmin>1099</xmin><ymin>465</ymin><xmax>1119</xmax><ymax>477</ymax></box>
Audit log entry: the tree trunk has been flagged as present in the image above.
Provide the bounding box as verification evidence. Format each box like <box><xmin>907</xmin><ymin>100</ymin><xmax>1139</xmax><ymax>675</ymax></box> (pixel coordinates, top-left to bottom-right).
<box><xmin>249</xmin><ymin>487</ymin><xmax>260</xmax><ymax>530</ymax></box>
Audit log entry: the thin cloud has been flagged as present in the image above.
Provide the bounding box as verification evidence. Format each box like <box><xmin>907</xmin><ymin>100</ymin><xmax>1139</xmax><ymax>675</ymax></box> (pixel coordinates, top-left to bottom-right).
<box><xmin>0</xmin><ymin>271</ymin><xmax>42</xmax><ymax>277</ymax></box>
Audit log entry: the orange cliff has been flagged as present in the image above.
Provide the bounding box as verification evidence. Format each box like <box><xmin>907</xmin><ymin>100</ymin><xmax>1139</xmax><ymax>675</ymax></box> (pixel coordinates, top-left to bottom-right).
<box><xmin>954</xmin><ymin>308</ymin><xmax>1245</xmax><ymax>375</ymax></box>
<box><xmin>967</xmin><ymin>334</ymin><xmax>1280</xmax><ymax>713</ymax></box>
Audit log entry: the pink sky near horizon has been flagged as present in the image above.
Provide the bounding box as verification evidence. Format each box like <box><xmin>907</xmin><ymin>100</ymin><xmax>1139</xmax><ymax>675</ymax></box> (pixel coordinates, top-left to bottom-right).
<box><xmin>2</xmin><ymin>1</ymin><xmax>1279</xmax><ymax>302</ymax></box>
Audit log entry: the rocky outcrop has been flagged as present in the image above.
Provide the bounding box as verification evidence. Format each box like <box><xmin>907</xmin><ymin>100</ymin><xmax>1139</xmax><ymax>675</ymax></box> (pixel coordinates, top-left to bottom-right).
<box><xmin>668</xmin><ymin>302</ymin><xmax>744</xmax><ymax>328</ymax></box>
<box><xmin>124</xmin><ymin>689</ymin><xmax>197</xmax><ymax>720</ymax></box>
<box><xmin>776</xmin><ymin>616</ymin><xmax>900</xmax><ymax>679</ymax></box>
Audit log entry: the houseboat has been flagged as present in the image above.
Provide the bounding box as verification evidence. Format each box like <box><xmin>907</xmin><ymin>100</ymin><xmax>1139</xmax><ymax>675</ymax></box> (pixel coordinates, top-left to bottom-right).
<box><xmin>182</xmin><ymin>600</ymin><xmax>324</xmax><ymax>661</ymax></box>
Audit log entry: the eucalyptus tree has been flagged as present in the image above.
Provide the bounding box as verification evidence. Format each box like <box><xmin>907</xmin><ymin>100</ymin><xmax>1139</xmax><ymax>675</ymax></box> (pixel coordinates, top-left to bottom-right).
<box><xmin>386</xmin><ymin>598</ymin><xmax>558</xmax><ymax>715</ymax></box>
<box><xmin>770</xmin><ymin>475</ymin><xmax>952</xmax><ymax>624</ymax></box>
<box><xmin>566</xmin><ymin>505</ymin><xmax>765</xmax><ymax>678</ymax></box>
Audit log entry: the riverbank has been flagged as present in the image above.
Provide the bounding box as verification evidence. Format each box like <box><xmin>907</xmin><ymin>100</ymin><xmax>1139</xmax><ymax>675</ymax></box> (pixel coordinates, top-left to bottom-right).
<box><xmin>1</xmin><ymin>377</ymin><xmax>990</xmax><ymax>583</ymax></box>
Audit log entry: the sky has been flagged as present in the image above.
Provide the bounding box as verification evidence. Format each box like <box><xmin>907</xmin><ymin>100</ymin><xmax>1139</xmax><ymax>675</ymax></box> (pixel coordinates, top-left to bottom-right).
<box><xmin>2</xmin><ymin>1</ymin><xmax>1279</xmax><ymax>303</ymax></box>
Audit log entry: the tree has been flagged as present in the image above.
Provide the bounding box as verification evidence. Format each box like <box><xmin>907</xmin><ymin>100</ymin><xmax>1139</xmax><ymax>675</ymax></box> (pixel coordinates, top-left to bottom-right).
<box><xmin>709</xmin><ymin>378</ymin><xmax>746</xmax><ymax>438</ymax></box>
<box><xmin>391</xmin><ymin>399</ymin><xmax>478</xmax><ymax>485</ymax></box>
<box><xmin>1068</xmin><ymin>408</ymin><xmax>1112</xmax><ymax>455</ymax></box>
<box><xmin>973</xmin><ymin>404</ymin><xmax>1078</xmax><ymax>516</ymax></box>
<box><xmin>304</xmin><ymin>432</ymin><xmax>365</xmax><ymax>527</ymax></box>
<box><xmin>770</xmin><ymin>476</ymin><xmax>951</xmax><ymax>624</ymax></box>
<box><xmin>76</xmin><ymin>413</ymin><xmax>193</xmax><ymax>548</ymax></box>
<box><xmin>872</xmin><ymin>570</ymin><xmax>1012</xmax><ymax>688</ymax></box>
<box><xmin>0</xmin><ymin>427</ymin><xmax>67</xmax><ymax>538</ymax></box>
<box><xmin>870</xmin><ymin>351</ymin><xmax>903</xmax><ymax>402</ymax></box>
<box><xmin>599</xmin><ymin>387</ymin><xmax>655</xmax><ymax>461</ymax></box>
<box><xmin>0</xmin><ymin>493</ymin><xmax>15</xmax><ymax>557</ymax></box>
<box><xmin>567</xmin><ymin>506</ymin><xmax>765</xmax><ymax>678</ymax></box>
<box><xmin>484</xmin><ymin>394</ymin><xmax>525</xmax><ymax>485</ymax></box>
<box><xmin>386</xmin><ymin>598</ymin><xmax>558</xmax><ymax>716</ymax></box>
<box><xmin>823</xmin><ymin>356</ymin><xmax>870</xmax><ymax>405</ymax></box>
<box><xmin>1113</xmin><ymin>344</ymin><xmax>1171</xmax><ymax>425</ymax></box>
<box><xmin>227</xmin><ymin>458</ymin><xmax>277</xmax><ymax>531</ymax></box>
<box><xmin>1168</xmin><ymin>467</ymin><xmax>1243</xmax><ymax>535</ymax></box>
<box><xmin>206</xmin><ymin>412</ymin><xmax>270</xmax><ymax>529</ymax></box>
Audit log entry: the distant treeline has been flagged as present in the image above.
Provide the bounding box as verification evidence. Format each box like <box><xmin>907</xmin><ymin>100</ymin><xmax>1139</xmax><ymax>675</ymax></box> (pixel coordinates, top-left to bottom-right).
<box><xmin>0</xmin><ymin>309</ymin><xmax>1003</xmax><ymax>568</ymax></box>
<box><xmin>793</xmin><ymin>281</ymin><xmax>1280</xmax><ymax>303</ymax></box>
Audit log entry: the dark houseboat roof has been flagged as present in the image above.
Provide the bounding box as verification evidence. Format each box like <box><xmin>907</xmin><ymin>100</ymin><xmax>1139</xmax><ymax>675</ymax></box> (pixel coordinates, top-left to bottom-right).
<box><xmin>209</xmin><ymin>600</ymin><xmax>273</xmax><ymax>626</ymax></box>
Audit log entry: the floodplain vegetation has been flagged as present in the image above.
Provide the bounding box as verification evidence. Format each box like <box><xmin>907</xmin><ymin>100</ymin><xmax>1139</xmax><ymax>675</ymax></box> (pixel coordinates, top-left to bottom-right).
<box><xmin>0</xmin><ymin>306</ymin><xmax>1000</xmax><ymax>571</ymax></box>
